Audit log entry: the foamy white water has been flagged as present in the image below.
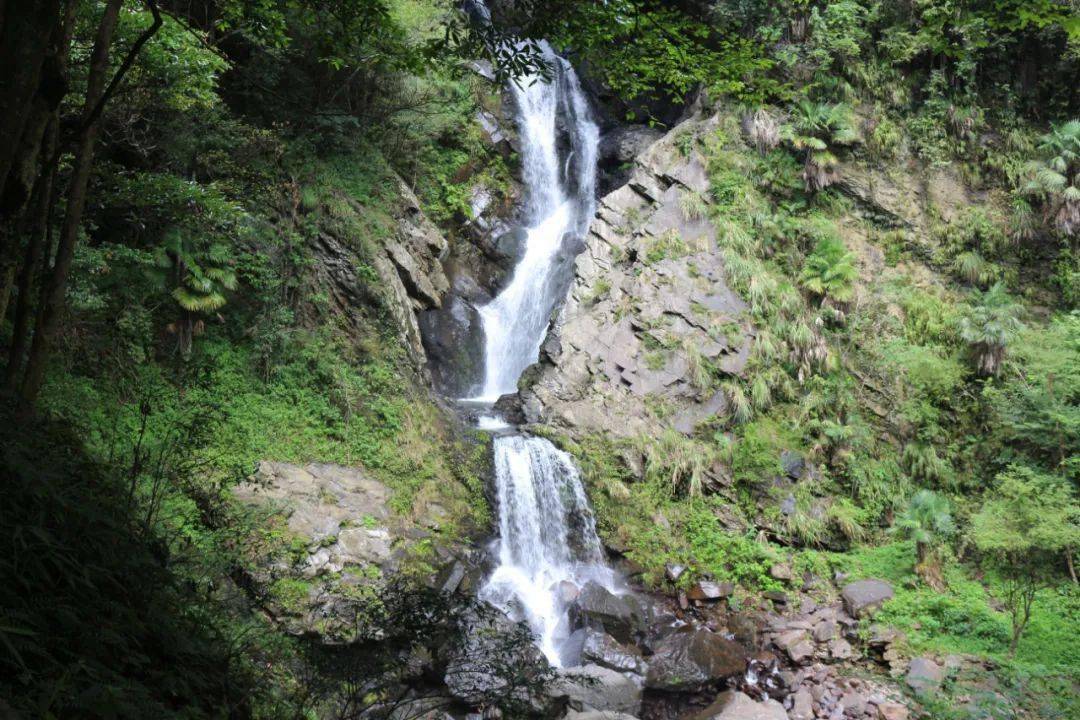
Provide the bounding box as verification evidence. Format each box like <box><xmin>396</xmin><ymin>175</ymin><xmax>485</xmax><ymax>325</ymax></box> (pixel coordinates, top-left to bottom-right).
<box><xmin>468</xmin><ymin>42</ymin><xmax>618</xmax><ymax>667</ymax></box>
<box><xmin>473</xmin><ymin>44</ymin><xmax>599</xmax><ymax>402</ymax></box>
<box><xmin>480</xmin><ymin>436</ymin><xmax>618</xmax><ymax>664</ymax></box>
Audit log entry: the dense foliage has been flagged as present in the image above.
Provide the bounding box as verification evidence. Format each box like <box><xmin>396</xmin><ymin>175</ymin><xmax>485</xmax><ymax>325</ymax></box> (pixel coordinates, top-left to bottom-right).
<box><xmin>1</xmin><ymin>0</ymin><xmax>1078</xmax><ymax>718</ymax></box>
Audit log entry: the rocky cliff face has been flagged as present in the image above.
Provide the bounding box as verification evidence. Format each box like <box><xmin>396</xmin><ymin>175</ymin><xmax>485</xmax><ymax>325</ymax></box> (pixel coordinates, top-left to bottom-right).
<box><xmin>419</xmin><ymin>100</ymin><xmax>525</xmax><ymax>398</ymax></box>
<box><xmin>234</xmin><ymin>461</ymin><xmax>485</xmax><ymax>638</ymax></box>
<box><xmin>373</xmin><ymin>178</ymin><xmax>452</xmax><ymax>368</ymax></box>
<box><xmin>521</xmin><ymin>112</ymin><xmax>754</xmax><ymax>439</ymax></box>
<box><xmin>307</xmin><ymin>173</ymin><xmax>451</xmax><ymax>375</ymax></box>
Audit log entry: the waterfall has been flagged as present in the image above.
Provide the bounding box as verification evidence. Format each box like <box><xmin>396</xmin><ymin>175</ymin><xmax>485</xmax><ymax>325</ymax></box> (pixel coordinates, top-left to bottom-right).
<box><xmin>473</xmin><ymin>44</ymin><xmax>599</xmax><ymax>402</ymax></box>
<box><xmin>467</xmin><ymin>39</ymin><xmax>617</xmax><ymax>666</ymax></box>
<box><xmin>480</xmin><ymin>436</ymin><xmax>617</xmax><ymax>664</ymax></box>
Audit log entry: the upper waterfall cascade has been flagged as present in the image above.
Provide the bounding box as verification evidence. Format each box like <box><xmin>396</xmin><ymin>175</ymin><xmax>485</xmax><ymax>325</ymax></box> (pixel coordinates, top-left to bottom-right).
<box><xmin>473</xmin><ymin>43</ymin><xmax>598</xmax><ymax>402</ymax></box>
<box><xmin>467</xmin><ymin>40</ymin><xmax>620</xmax><ymax>666</ymax></box>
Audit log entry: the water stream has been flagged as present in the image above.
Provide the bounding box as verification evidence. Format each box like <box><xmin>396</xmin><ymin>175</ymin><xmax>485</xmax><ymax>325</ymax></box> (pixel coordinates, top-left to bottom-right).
<box><xmin>467</xmin><ymin>42</ymin><xmax>618</xmax><ymax>666</ymax></box>
<box><xmin>473</xmin><ymin>44</ymin><xmax>597</xmax><ymax>402</ymax></box>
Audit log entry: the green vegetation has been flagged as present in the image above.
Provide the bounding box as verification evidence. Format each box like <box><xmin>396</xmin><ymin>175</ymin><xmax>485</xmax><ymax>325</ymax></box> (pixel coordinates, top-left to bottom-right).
<box><xmin>1</xmin><ymin>0</ymin><xmax>1079</xmax><ymax>718</ymax></box>
<box><xmin>891</xmin><ymin>490</ymin><xmax>954</xmax><ymax>589</ymax></box>
<box><xmin>971</xmin><ymin>465</ymin><xmax>1079</xmax><ymax>654</ymax></box>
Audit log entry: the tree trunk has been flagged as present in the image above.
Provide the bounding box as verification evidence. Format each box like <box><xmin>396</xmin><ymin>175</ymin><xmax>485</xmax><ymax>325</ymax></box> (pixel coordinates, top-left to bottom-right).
<box><xmin>0</xmin><ymin>263</ymin><xmax>14</xmax><ymax>324</ymax></box>
<box><xmin>19</xmin><ymin>0</ymin><xmax>125</xmax><ymax>409</ymax></box>
<box><xmin>1</xmin><ymin>0</ymin><xmax>75</xmax><ymax>214</ymax></box>
<box><xmin>0</xmin><ymin>1</ymin><xmax>62</xmax><ymax>220</ymax></box>
<box><xmin>4</xmin><ymin>119</ymin><xmax>59</xmax><ymax>390</ymax></box>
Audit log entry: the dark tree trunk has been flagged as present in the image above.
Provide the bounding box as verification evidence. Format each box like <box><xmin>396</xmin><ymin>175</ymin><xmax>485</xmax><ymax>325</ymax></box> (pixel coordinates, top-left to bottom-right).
<box><xmin>0</xmin><ymin>263</ymin><xmax>14</xmax><ymax>325</ymax></box>
<box><xmin>1</xmin><ymin>0</ymin><xmax>75</xmax><ymax>217</ymax></box>
<box><xmin>0</xmin><ymin>1</ymin><xmax>62</xmax><ymax>218</ymax></box>
<box><xmin>19</xmin><ymin>0</ymin><xmax>163</xmax><ymax>407</ymax></box>
<box><xmin>19</xmin><ymin>0</ymin><xmax>125</xmax><ymax>408</ymax></box>
<box><xmin>916</xmin><ymin>541</ymin><xmax>928</xmax><ymax>566</ymax></box>
<box><xmin>0</xmin><ymin>1</ymin><xmax>71</xmax><ymax>322</ymax></box>
<box><xmin>4</xmin><ymin>118</ymin><xmax>59</xmax><ymax>391</ymax></box>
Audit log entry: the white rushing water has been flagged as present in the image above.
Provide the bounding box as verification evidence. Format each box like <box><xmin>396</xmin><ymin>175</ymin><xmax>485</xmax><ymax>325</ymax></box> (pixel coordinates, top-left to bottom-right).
<box><xmin>471</xmin><ymin>42</ymin><xmax>618</xmax><ymax>666</ymax></box>
<box><xmin>481</xmin><ymin>436</ymin><xmax>618</xmax><ymax>663</ymax></box>
<box><xmin>473</xmin><ymin>43</ymin><xmax>598</xmax><ymax>402</ymax></box>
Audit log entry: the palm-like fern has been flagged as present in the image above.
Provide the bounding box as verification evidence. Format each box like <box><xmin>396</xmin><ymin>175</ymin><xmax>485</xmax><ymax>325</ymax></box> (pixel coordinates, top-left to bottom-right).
<box><xmin>636</xmin><ymin>430</ymin><xmax>724</xmax><ymax>498</ymax></box>
<box><xmin>742</xmin><ymin>107</ymin><xmax>782</xmax><ymax>155</ymax></box>
<box><xmin>893</xmin><ymin>490</ymin><xmax>955</xmax><ymax>588</ymax></box>
<box><xmin>154</xmin><ymin>229</ymin><xmax>238</xmax><ymax>357</ymax></box>
<box><xmin>1022</xmin><ymin>119</ymin><xmax>1080</xmax><ymax>237</ymax></box>
<box><xmin>952</xmin><ymin>249</ymin><xmax>996</xmax><ymax>287</ymax></box>
<box><xmin>800</xmin><ymin>235</ymin><xmax>858</xmax><ymax>303</ymax></box>
<box><xmin>785</xmin><ymin>101</ymin><xmax>859</xmax><ymax>192</ymax></box>
<box><xmin>958</xmin><ymin>282</ymin><xmax>1024</xmax><ymax>377</ymax></box>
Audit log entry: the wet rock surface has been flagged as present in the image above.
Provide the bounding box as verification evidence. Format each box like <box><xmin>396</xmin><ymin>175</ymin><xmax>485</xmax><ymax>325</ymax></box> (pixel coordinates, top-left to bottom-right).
<box><xmin>445</xmin><ymin>609</ymin><xmax>552</xmax><ymax>712</ymax></box>
<box><xmin>552</xmin><ymin>664</ymin><xmax>644</xmax><ymax>716</ymax></box>
<box><xmin>644</xmin><ymin>626</ymin><xmax>748</xmax><ymax>692</ymax></box>
<box><xmin>570</xmin><ymin>582</ymin><xmax>650</xmax><ymax>644</ymax></box>
<box><xmin>566</xmin><ymin>627</ymin><xmax>649</xmax><ymax>675</ymax></box>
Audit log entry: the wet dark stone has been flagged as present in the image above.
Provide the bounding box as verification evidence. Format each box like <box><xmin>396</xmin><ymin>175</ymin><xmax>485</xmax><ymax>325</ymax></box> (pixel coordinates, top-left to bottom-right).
<box><xmin>644</xmin><ymin>625</ymin><xmax>749</xmax><ymax>692</ymax></box>
<box><xmin>568</xmin><ymin>581</ymin><xmax>648</xmax><ymax>644</ymax></box>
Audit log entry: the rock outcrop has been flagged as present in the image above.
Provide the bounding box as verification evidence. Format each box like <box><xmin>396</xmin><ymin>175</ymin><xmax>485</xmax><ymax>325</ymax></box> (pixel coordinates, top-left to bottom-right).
<box><xmin>691</xmin><ymin>690</ymin><xmax>787</xmax><ymax>720</ymax></box>
<box><xmin>904</xmin><ymin>656</ymin><xmax>945</xmax><ymax>694</ymax></box>
<box><xmin>841</xmin><ymin>580</ymin><xmax>894</xmax><ymax>618</ymax></box>
<box><xmin>373</xmin><ymin>179</ymin><xmax>451</xmax><ymax>368</ymax></box>
<box><xmin>551</xmin><ymin>664</ymin><xmax>643</xmax><ymax>716</ymax></box>
<box><xmin>644</xmin><ymin>625</ymin><xmax>748</xmax><ymax>692</ymax></box>
<box><xmin>565</xmin><ymin>627</ymin><xmax>649</xmax><ymax>675</ymax></box>
<box><xmin>569</xmin><ymin>582</ymin><xmax>650</xmax><ymax>644</ymax></box>
<box><xmin>233</xmin><ymin>461</ymin><xmax>479</xmax><ymax>637</ymax></box>
<box><xmin>521</xmin><ymin>112</ymin><xmax>753</xmax><ymax>439</ymax></box>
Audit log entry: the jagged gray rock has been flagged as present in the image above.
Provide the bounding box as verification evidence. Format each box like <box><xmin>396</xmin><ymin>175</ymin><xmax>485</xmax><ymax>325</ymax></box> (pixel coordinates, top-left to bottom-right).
<box><xmin>551</xmin><ymin>664</ymin><xmax>642</xmax><ymax>716</ymax></box>
<box><xmin>565</xmin><ymin>627</ymin><xmax>648</xmax><ymax>675</ymax></box>
<box><xmin>444</xmin><ymin>610</ymin><xmax>552</xmax><ymax>712</ymax></box>
<box><xmin>569</xmin><ymin>582</ymin><xmax>649</xmax><ymax>644</ymax></box>
<box><xmin>690</xmin><ymin>690</ymin><xmax>787</xmax><ymax>720</ymax></box>
<box><xmin>563</xmin><ymin>710</ymin><xmax>641</xmax><ymax>720</ymax></box>
<box><xmin>905</xmin><ymin>657</ymin><xmax>945</xmax><ymax>694</ymax></box>
<box><xmin>371</xmin><ymin>179</ymin><xmax>450</xmax><ymax>367</ymax></box>
<box><xmin>521</xmin><ymin>112</ymin><xmax>753</xmax><ymax>441</ymax></box>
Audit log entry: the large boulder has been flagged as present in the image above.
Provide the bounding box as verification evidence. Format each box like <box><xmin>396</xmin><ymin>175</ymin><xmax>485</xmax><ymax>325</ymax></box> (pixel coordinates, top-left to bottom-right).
<box><xmin>645</xmin><ymin>626</ymin><xmax>748</xmax><ymax>692</ymax></box>
<box><xmin>841</xmin><ymin>579</ymin><xmax>894</xmax><ymax>618</ymax></box>
<box><xmin>690</xmin><ymin>690</ymin><xmax>787</xmax><ymax>720</ymax></box>
<box><xmin>569</xmin><ymin>582</ymin><xmax>648</xmax><ymax>644</ymax></box>
<box><xmin>905</xmin><ymin>656</ymin><xmax>945</xmax><ymax>694</ymax></box>
<box><xmin>444</xmin><ymin>610</ymin><xmax>553</xmax><ymax>712</ymax></box>
<box><xmin>563</xmin><ymin>711</ymin><xmax>641</xmax><ymax>720</ymax></box>
<box><xmin>772</xmin><ymin>629</ymin><xmax>814</xmax><ymax>665</ymax></box>
<box><xmin>233</xmin><ymin>462</ymin><xmax>471</xmax><ymax>638</ymax></box>
<box><xmin>418</xmin><ymin>291</ymin><xmax>487</xmax><ymax>397</ymax></box>
<box><xmin>551</xmin><ymin>664</ymin><xmax>642</xmax><ymax>716</ymax></box>
<box><xmin>564</xmin><ymin>627</ymin><xmax>648</xmax><ymax>675</ymax></box>
<box><xmin>234</xmin><ymin>462</ymin><xmax>394</xmax><ymax>570</ymax></box>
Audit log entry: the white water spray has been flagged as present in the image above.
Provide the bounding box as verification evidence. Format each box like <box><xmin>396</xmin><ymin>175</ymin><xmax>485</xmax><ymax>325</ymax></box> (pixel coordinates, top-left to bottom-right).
<box><xmin>473</xmin><ymin>44</ymin><xmax>598</xmax><ymax>402</ymax></box>
<box><xmin>470</xmin><ymin>43</ymin><xmax>617</xmax><ymax>666</ymax></box>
